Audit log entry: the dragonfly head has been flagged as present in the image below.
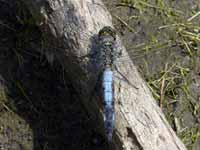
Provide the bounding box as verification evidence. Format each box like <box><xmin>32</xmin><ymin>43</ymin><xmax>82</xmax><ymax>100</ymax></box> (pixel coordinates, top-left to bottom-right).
<box><xmin>98</xmin><ymin>26</ymin><xmax>116</xmax><ymax>41</ymax></box>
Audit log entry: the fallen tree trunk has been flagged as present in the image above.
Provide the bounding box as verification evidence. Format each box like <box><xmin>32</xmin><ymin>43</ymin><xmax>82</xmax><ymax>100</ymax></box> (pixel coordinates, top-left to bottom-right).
<box><xmin>22</xmin><ymin>0</ymin><xmax>187</xmax><ymax>150</ymax></box>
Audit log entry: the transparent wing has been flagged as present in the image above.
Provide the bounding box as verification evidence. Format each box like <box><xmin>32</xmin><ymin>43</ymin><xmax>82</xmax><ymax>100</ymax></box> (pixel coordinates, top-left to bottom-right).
<box><xmin>41</xmin><ymin>30</ymin><xmax>173</xmax><ymax>92</ymax></box>
<box><xmin>42</xmin><ymin>28</ymin><xmax>172</xmax><ymax>64</ymax></box>
<box><xmin>77</xmin><ymin>30</ymin><xmax>173</xmax><ymax>63</ymax></box>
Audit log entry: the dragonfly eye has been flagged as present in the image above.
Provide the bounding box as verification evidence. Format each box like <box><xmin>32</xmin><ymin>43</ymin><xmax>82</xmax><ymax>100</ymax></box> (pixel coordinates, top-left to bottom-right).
<box><xmin>98</xmin><ymin>26</ymin><xmax>116</xmax><ymax>40</ymax></box>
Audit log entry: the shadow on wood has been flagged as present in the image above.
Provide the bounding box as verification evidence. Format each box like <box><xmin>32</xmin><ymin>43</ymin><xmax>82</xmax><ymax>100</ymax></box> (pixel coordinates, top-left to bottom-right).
<box><xmin>0</xmin><ymin>1</ymin><xmax>113</xmax><ymax>149</ymax></box>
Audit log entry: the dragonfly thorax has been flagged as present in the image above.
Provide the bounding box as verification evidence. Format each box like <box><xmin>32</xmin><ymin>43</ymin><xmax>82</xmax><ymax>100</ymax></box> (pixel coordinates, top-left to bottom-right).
<box><xmin>98</xmin><ymin>26</ymin><xmax>117</xmax><ymax>69</ymax></box>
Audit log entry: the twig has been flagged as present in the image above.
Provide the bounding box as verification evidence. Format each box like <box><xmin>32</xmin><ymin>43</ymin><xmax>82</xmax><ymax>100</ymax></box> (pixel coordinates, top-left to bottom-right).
<box><xmin>160</xmin><ymin>63</ymin><xmax>168</xmax><ymax>109</ymax></box>
<box><xmin>113</xmin><ymin>14</ymin><xmax>135</xmax><ymax>32</ymax></box>
<box><xmin>187</xmin><ymin>11</ymin><xmax>200</xmax><ymax>22</ymax></box>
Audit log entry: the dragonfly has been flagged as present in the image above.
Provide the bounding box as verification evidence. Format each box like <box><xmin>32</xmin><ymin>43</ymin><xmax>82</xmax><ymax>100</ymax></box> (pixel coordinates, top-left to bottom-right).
<box><xmin>97</xmin><ymin>26</ymin><xmax>121</xmax><ymax>141</ymax></box>
<box><xmin>81</xmin><ymin>26</ymin><xmax>172</xmax><ymax>141</ymax></box>
<box><xmin>80</xmin><ymin>26</ymin><xmax>148</xmax><ymax>142</ymax></box>
<box><xmin>44</xmin><ymin>25</ymin><xmax>173</xmax><ymax>142</ymax></box>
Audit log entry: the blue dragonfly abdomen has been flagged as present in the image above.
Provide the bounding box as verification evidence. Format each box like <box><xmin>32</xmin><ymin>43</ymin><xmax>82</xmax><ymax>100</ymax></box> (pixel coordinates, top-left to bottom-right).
<box><xmin>102</xmin><ymin>68</ymin><xmax>114</xmax><ymax>141</ymax></box>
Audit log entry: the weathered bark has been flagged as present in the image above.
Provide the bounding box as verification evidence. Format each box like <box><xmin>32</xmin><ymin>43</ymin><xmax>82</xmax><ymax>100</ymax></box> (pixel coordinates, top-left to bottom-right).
<box><xmin>21</xmin><ymin>0</ymin><xmax>187</xmax><ymax>150</ymax></box>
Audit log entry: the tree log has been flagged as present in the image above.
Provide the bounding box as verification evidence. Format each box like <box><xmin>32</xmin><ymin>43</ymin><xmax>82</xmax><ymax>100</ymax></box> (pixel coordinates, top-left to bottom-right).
<box><xmin>21</xmin><ymin>0</ymin><xmax>187</xmax><ymax>150</ymax></box>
